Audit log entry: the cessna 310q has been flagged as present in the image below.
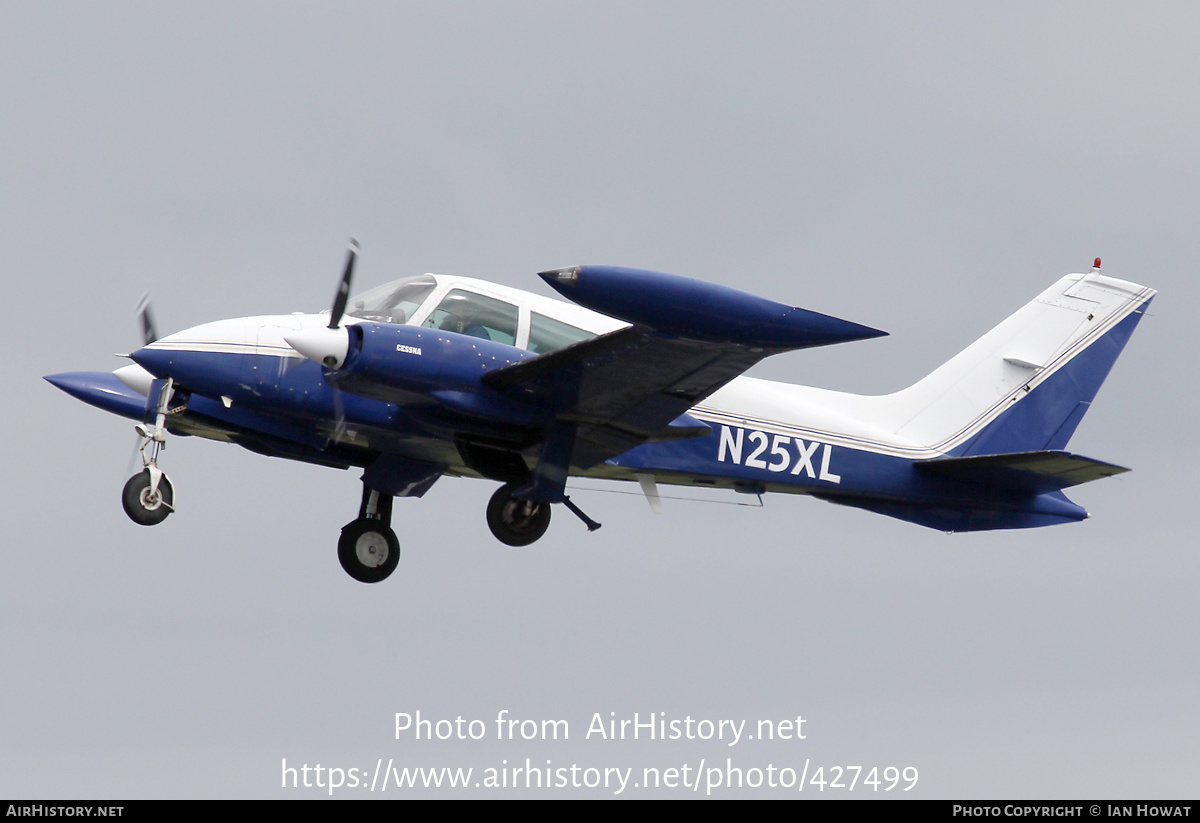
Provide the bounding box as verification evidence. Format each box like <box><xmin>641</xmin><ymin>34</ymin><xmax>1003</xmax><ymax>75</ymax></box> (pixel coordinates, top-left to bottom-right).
<box><xmin>46</xmin><ymin>247</ymin><xmax>1153</xmax><ymax>583</ymax></box>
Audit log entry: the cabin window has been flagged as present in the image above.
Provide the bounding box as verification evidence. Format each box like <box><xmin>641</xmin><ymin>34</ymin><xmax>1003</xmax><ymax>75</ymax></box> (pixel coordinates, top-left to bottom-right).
<box><xmin>527</xmin><ymin>312</ymin><xmax>595</xmax><ymax>353</ymax></box>
<box><xmin>423</xmin><ymin>289</ymin><xmax>519</xmax><ymax>345</ymax></box>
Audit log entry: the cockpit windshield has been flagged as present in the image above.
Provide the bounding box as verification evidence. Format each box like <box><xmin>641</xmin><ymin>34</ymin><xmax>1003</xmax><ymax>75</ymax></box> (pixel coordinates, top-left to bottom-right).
<box><xmin>341</xmin><ymin>273</ymin><xmax>605</xmax><ymax>353</ymax></box>
<box><xmin>344</xmin><ymin>276</ymin><xmax>437</xmax><ymax>325</ymax></box>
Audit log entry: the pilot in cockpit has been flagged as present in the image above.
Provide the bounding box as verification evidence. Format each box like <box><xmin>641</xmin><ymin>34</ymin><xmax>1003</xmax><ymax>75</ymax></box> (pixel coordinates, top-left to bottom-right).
<box><xmin>436</xmin><ymin>295</ymin><xmax>492</xmax><ymax>341</ymax></box>
<box><xmin>426</xmin><ymin>289</ymin><xmax>520</xmax><ymax>345</ymax></box>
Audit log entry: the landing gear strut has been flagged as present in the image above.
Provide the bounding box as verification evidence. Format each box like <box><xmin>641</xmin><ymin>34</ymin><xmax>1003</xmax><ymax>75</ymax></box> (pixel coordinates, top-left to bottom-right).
<box><xmin>486</xmin><ymin>482</ymin><xmax>552</xmax><ymax>546</ymax></box>
<box><xmin>338</xmin><ymin>484</ymin><xmax>400</xmax><ymax>583</ymax></box>
<box><xmin>122</xmin><ymin>378</ymin><xmax>178</xmax><ymax>526</ymax></box>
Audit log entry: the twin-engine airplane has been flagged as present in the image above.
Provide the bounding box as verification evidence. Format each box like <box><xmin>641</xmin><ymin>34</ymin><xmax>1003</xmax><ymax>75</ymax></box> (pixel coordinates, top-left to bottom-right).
<box><xmin>46</xmin><ymin>248</ymin><xmax>1153</xmax><ymax>583</ymax></box>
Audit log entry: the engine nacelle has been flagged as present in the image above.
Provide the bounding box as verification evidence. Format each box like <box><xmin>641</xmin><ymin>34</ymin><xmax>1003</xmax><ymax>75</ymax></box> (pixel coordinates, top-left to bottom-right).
<box><xmin>322</xmin><ymin>323</ymin><xmax>545</xmax><ymax>426</ymax></box>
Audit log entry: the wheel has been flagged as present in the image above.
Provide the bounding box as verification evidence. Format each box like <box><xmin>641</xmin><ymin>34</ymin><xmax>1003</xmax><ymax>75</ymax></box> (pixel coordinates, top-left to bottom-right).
<box><xmin>486</xmin><ymin>483</ymin><xmax>551</xmax><ymax>546</ymax></box>
<box><xmin>338</xmin><ymin>519</ymin><xmax>400</xmax><ymax>583</ymax></box>
<box><xmin>122</xmin><ymin>469</ymin><xmax>174</xmax><ymax>526</ymax></box>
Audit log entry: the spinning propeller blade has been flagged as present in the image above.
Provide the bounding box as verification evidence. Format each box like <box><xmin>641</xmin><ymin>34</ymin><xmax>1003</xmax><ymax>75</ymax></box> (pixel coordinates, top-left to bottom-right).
<box><xmin>329</xmin><ymin>239</ymin><xmax>359</xmax><ymax>329</ymax></box>
<box><xmin>136</xmin><ymin>293</ymin><xmax>158</xmax><ymax>345</ymax></box>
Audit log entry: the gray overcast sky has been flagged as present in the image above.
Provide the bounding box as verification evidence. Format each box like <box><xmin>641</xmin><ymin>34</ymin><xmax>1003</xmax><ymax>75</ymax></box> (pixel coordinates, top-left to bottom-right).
<box><xmin>4</xmin><ymin>1</ymin><xmax>1197</xmax><ymax>798</ymax></box>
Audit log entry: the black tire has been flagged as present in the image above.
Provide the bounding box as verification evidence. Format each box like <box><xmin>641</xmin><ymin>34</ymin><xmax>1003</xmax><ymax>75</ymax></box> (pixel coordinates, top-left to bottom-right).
<box><xmin>486</xmin><ymin>483</ymin><xmax>551</xmax><ymax>546</ymax></box>
<box><xmin>338</xmin><ymin>519</ymin><xmax>400</xmax><ymax>583</ymax></box>
<box><xmin>122</xmin><ymin>469</ymin><xmax>174</xmax><ymax>526</ymax></box>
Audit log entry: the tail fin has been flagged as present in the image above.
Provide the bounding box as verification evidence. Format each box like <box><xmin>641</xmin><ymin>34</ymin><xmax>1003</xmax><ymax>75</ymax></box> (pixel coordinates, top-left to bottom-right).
<box><xmin>876</xmin><ymin>267</ymin><xmax>1154</xmax><ymax>456</ymax></box>
<box><xmin>789</xmin><ymin>265</ymin><xmax>1154</xmax><ymax>532</ymax></box>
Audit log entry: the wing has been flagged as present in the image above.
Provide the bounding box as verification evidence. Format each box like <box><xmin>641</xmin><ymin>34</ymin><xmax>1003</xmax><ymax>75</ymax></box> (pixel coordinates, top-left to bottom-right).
<box><xmin>484</xmin><ymin>266</ymin><xmax>887</xmax><ymax>492</ymax></box>
<box><xmin>483</xmin><ymin>326</ymin><xmax>762</xmax><ymax>467</ymax></box>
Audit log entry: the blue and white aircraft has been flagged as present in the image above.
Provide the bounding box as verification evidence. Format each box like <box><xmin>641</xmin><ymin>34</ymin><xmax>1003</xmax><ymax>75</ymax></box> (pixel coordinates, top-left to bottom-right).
<box><xmin>46</xmin><ymin>248</ymin><xmax>1153</xmax><ymax>583</ymax></box>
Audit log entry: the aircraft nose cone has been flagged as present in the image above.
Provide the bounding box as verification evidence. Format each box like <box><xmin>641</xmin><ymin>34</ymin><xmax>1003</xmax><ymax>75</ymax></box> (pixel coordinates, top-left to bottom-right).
<box><xmin>284</xmin><ymin>327</ymin><xmax>349</xmax><ymax>369</ymax></box>
<box><xmin>129</xmin><ymin>346</ymin><xmax>176</xmax><ymax>378</ymax></box>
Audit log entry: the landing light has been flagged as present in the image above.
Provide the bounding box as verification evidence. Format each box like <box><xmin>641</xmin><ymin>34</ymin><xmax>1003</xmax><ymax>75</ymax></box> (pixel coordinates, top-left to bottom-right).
<box><xmin>540</xmin><ymin>266</ymin><xmax>581</xmax><ymax>285</ymax></box>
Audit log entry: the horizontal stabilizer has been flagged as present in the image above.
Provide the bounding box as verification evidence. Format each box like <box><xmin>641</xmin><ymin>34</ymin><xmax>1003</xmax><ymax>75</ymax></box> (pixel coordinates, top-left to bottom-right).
<box><xmin>916</xmin><ymin>450</ymin><xmax>1129</xmax><ymax>494</ymax></box>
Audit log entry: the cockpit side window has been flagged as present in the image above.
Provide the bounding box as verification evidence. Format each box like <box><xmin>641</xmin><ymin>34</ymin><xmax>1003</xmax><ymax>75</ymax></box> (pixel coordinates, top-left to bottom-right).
<box><xmin>422</xmin><ymin>289</ymin><xmax>519</xmax><ymax>345</ymax></box>
<box><xmin>528</xmin><ymin>312</ymin><xmax>595</xmax><ymax>353</ymax></box>
<box><xmin>345</xmin><ymin>276</ymin><xmax>437</xmax><ymax>325</ymax></box>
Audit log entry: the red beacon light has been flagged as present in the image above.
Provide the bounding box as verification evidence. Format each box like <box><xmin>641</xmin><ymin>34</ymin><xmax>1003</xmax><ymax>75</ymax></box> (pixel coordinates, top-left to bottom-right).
<box><xmin>1093</xmin><ymin>257</ymin><xmax>1102</xmax><ymax>270</ymax></box>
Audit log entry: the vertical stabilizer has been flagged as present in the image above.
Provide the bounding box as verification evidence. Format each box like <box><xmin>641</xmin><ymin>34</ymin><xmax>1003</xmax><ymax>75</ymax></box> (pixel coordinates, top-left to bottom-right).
<box><xmin>879</xmin><ymin>269</ymin><xmax>1154</xmax><ymax>455</ymax></box>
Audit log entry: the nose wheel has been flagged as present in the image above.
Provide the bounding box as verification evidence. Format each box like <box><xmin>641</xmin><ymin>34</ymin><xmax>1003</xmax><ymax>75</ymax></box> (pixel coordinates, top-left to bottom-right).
<box><xmin>122</xmin><ymin>468</ymin><xmax>174</xmax><ymax>526</ymax></box>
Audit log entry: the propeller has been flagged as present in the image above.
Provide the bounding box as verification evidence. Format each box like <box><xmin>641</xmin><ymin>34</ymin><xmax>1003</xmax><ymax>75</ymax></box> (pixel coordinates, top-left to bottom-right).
<box><xmin>284</xmin><ymin>239</ymin><xmax>361</xmax><ymax>447</ymax></box>
<box><xmin>136</xmin><ymin>292</ymin><xmax>158</xmax><ymax>345</ymax></box>
<box><xmin>286</xmin><ymin>238</ymin><xmax>358</xmax><ymax>369</ymax></box>
<box><xmin>329</xmin><ymin>238</ymin><xmax>359</xmax><ymax>330</ymax></box>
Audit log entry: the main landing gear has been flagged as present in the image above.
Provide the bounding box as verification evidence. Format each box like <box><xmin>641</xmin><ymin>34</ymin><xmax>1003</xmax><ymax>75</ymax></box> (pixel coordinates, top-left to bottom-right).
<box><xmin>486</xmin><ymin>482</ymin><xmax>552</xmax><ymax>546</ymax></box>
<box><xmin>338</xmin><ymin>484</ymin><xmax>400</xmax><ymax>583</ymax></box>
<box><xmin>122</xmin><ymin>378</ymin><xmax>178</xmax><ymax>527</ymax></box>
<box><xmin>485</xmin><ymin>482</ymin><xmax>601</xmax><ymax>546</ymax></box>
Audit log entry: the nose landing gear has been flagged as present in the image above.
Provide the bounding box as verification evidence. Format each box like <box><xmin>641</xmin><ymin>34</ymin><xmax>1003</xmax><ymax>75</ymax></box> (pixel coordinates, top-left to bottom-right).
<box><xmin>122</xmin><ymin>378</ymin><xmax>179</xmax><ymax>526</ymax></box>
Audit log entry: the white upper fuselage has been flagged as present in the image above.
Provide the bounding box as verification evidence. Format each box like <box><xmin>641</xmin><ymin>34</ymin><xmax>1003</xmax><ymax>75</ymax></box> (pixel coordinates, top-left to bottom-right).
<box><xmin>141</xmin><ymin>273</ymin><xmax>623</xmax><ymax>357</ymax></box>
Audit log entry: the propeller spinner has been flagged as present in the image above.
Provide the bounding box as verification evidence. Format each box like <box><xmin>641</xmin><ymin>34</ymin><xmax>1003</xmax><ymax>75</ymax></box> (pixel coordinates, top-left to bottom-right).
<box><xmin>285</xmin><ymin>239</ymin><xmax>359</xmax><ymax>369</ymax></box>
